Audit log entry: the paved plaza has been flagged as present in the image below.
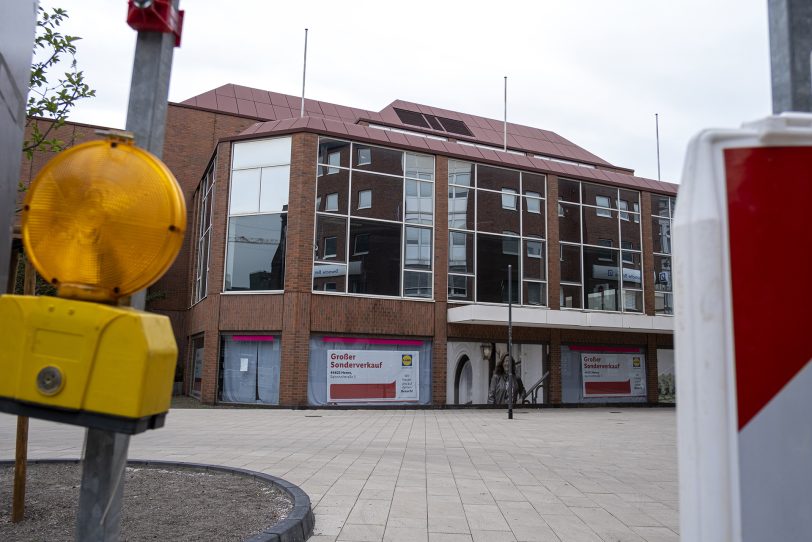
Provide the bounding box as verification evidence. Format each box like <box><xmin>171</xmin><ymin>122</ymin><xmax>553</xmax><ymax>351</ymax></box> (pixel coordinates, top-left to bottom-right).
<box><xmin>0</xmin><ymin>408</ymin><xmax>678</xmax><ymax>542</ymax></box>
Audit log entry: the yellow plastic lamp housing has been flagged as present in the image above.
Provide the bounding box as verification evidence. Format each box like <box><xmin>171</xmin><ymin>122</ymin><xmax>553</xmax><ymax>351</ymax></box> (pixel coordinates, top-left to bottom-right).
<box><xmin>0</xmin><ymin>295</ymin><xmax>177</xmax><ymax>434</ymax></box>
<box><xmin>22</xmin><ymin>139</ymin><xmax>186</xmax><ymax>302</ymax></box>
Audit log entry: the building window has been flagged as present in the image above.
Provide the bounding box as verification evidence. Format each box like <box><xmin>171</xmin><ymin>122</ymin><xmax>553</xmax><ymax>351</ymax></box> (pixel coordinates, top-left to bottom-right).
<box><xmin>190</xmin><ymin>335</ymin><xmax>204</xmax><ymax>398</ymax></box>
<box><xmin>325</xmin><ymin>192</ymin><xmax>339</xmax><ymax>212</ymax></box>
<box><xmin>353</xmin><ymin>233</ymin><xmax>369</xmax><ymax>255</ymax></box>
<box><xmin>448</xmin><ymin>161</ymin><xmax>546</xmax><ymax>306</ymax></box>
<box><xmin>219</xmin><ymin>335</ymin><xmax>281</xmax><ymax>405</ymax></box>
<box><xmin>619</xmin><ymin>199</ymin><xmax>630</xmax><ymax>221</ymax></box>
<box><xmin>526</xmin><ymin>192</ymin><xmax>541</xmax><ymax>213</ymax></box>
<box><xmin>558</xmin><ymin>178</ymin><xmax>642</xmax><ymax>313</ymax></box>
<box><xmin>502</xmin><ymin>188</ymin><xmax>518</xmax><ymax>210</ymax></box>
<box><xmin>193</xmin><ymin>159</ymin><xmax>216</xmax><ymax>304</ymax></box>
<box><xmin>357</xmin><ymin>147</ymin><xmax>371</xmax><ymax>166</ymax></box>
<box><xmin>315</xmin><ymin>138</ymin><xmax>434</xmax><ymax>299</ymax></box>
<box><xmin>595</xmin><ymin>195</ymin><xmax>612</xmax><ymax>217</ymax></box>
<box><xmin>225</xmin><ymin>137</ymin><xmax>291</xmax><ymax>292</ymax></box>
<box><xmin>324</xmin><ymin>236</ymin><xmax>337</xmax><ymax>258</ymax></box>
<box><xmin>358</xmin><ymin>189</ymin><xmax>372</xmax><ymax>209</ymax></box>
<box><xmin>327</xmin><ymin>151</ymin><xmax>340</xmax><ymax>174</ymax></box>
<box><xmin>652</xmin><ymin>194</ymin><xmax>677</xmax><ymax>315</ymax></box>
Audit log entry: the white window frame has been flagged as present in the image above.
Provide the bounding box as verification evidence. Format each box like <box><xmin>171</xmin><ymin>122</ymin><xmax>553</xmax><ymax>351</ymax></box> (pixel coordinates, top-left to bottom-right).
<box><xmin>327</xmin><ymin>151</ymin><xmax>340</xmax><ymax>174</ymax></box>
<box><xmin>357</xmin><ymin>147</ymin><xmax>371</xmax><ymax>166</ymax></box>
<box><xmin>595</xmin><ymin>195</ymin><xmax>612</xmax><ymax>217</ymax></box>
<box><xmin>324</xmin><ymin>236</ymin><xmax>337</xmax><ymax>259</ymax></box>
<box><xmin>526</xmin><ymin>191</ymin><xmax>541</xmax><ymax>214</ymax></box>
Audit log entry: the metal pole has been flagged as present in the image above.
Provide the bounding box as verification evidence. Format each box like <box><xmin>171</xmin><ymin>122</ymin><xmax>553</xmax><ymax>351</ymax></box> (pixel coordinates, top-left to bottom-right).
<box><xmin>126</xmin><ymin>1</ymin><xmax>178</xmax><ymax>311</ymax></box>
<box><xmin>77</xmin><ymin>4</ymin><xmax>178</xmax><ymax>539</ymax></box>
<box><xmin>301</xmin><ymin>28</ymin><xmax>308</xmax><ymax>118</ymax></box>
<box><xmin>655</xmin><ymin>113</ymin><xmax>661</xmax><ymax>181</ymax></box>
<box><xmin>507</xmin><ymin>265</ymin><xmax>513</xmax><ymax>420</ymax></box>
<box><xmin>76</xmin><ymin>429</ymin><xmax>131</xmax><ymax>541</ymax></box>
<box><xmin>768</xmin><ymin>0</ymin><xmax>812</xmax><ymax>113</ymax></box>
<box><xmin>503</xmin><ymin>76</ymin><xmax>507</xmax><ymax>152</ymax></box>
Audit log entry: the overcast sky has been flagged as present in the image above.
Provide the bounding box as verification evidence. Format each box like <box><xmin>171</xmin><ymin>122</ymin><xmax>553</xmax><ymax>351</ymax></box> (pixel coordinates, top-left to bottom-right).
<box><xmin>40</xmin><ymin>0</ymin><xmax>772</xmax><ymax>183</ymax></box>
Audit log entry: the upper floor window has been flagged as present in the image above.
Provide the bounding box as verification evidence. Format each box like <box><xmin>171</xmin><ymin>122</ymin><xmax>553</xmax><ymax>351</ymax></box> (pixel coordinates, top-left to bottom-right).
<box><xmin>314</xmin><ymin>138</ymin><xmax>435</xmax><ymax>299</ymax></box>
<box><xmin>193</xmin><ymin>159</ymin><xmax>216</xmax><ymax>304</ymax></box>
<box><xmin>558</xmin><ymin>178</ymin><xmax>642</xmax><ymax>313</ymax></box>
<box><xmin>652</xmin><ymin>194</ymin><xmax>677</xmax><ymax>315</ymax></box>
<box><xmin>448</xmin><ymin>161</ymin><xmax>547</xmax><ymax>306</ymax></box>
<box><xmin>225</xmin><ymin>137</ymin><xmax>291</xmax><ymax>292</ymax></box>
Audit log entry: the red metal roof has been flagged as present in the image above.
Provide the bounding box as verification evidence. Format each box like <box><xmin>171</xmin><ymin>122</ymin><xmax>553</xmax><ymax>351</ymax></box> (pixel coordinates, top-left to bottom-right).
<box><xmin>180</xmin><ymin>84</ymin><xmax>677</xmax><ymax>195</ymax></box>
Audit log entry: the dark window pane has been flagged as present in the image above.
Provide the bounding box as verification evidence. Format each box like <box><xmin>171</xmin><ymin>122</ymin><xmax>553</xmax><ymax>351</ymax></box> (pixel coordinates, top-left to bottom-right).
<box><xmin>404</xmin><ymin>271</ymin><xmax>432</xmax><ymax>298</ymax></box>
<box><xmin>523</xmin><ymin>239</ymin><xmax>546</xmax><ymax>281</ymax></box>
<box><xmin>583</xmin><ymin>183</ymin><xmax>617</xmax><ymax>209</ymax></box>
<box><xmin>477</xmin><ymin>190</ymin><xmax>520</xmax><ymax>234</ymax></box>
<box><xmin>351</xmin><ymin>171</ymin><xmax>401</xmax><ymax>221</ymax></box>
<box><xmin>318</xmin><ymin>138</ymin><xmax>351</xmax><ymax>170</ymax></box>
<box><xmin>226</xmin><ymin>214</ymin><xmax>286</xmax><ymax>291</ymax></box>
<box><xmin>523</xmin><ymin>281</ymin><xmax>547</xmax><ymax>306</ymax></box>
<box><xmin>652</xmin><ymin>216</ymin><xmax>671</xmax><ymax>254</ymax></box>
<box><xmin>348</xmin><ymin>219</ymin><xmax>401</xmax><ymax>296</ymax></box>
<box><xmin>619</xmin><ymin>189</ymin><xmax>639</xmax><ymax>206</ymax></box>
<box><xmin>583</xmin><ymin>246</ymin><xmax>620</xmax><ymax>311</ymax></box>
<box><xmin>583</xmin><ymin>207</ymin><xmax>619</xmax><ymax>246</ymax></box>
<box><xmin>313</xmin><ymin>262</ymin><xmax>346</xmax><ymax>292</ymax></box>
<box><xmin>448</xmin><ymin>231</ymin><xmax>474</xmax><ymax>273</ymax></box>
<box><xmin>560</xmin><ymin>244</ymin><xmax>582</xmax><ymax>283</ymax></box>
<box><xmin>316</xmin><ymin>168</ymin><xmax>349</xmax><ymax>214</ymax></box>
<box><xmin>476</xmin><ymin>234</ymin><xmax>519</xmax><ymax>303</ymax></box>
<box><xmin>448</xmin><ymin>186</ymin><xmax>473</xmax><ymax>230</ymax></box>
<box><xmin>558</xmin><ymin>179</ymin><xmax>580</xmax><ymax>203</ymax></box>
<box><xmin>560</xmin><ymin>284</ymin><xmax>582</xmax><ymax>309</ymax></box>
<box><xmin>558</xmin><ymin>202</ymin><xmax>581</xmax><ymax>243</ymax></box>
<box><xmin>522</xmin><ymin>172</ymin><xmax>546</xmax><ymax>195</ymax></box>
<box><xmin>448</xmin><ymin>275</ymin><xmax>474</xmax><ymax>301</ymax></box>
<box><xmin>352</xmin><ymin>143</ymin><xmax>403</xmax><ymax>176</ymax></box>
<box><xmin>448</xmin><ymin>160</ymin><xmax>473</xmax><ymax>186</ymax></box>
<box><xmin>522</xmin><ymin>197</ymin><xmax>546</xmax><ymax>238</ymax></box>
<box><xmin>315</xmin><ymin>216</ymin><xmax>346</xmax><ymax>262</ymax></box>
<box><xmin>477</xmin><ymin>165</ymin><xmax>520</xmax><ymax>192</ymax></box>
<box><xmin>656</xmin><ymin>292</ymin><xmax>674</xmax><ymax>315</ymax></box>
<box><xmin>620</xmin><ymin>216</ymin><xmax>642</xmax><ymax>251</ymax></box>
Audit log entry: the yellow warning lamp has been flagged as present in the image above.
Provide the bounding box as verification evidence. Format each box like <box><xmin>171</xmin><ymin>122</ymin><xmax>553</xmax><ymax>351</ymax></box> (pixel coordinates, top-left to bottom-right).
<box><xmin>0</xmin><ymin>132</ymin><xmax>186</xmax><ymax>434</ymax></box>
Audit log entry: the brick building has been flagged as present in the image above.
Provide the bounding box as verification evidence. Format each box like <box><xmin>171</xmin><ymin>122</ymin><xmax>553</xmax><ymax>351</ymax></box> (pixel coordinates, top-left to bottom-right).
<box><xmin>19</xmin><ymin>83</ymin><xmax>677</xmax><ymax>406</ymax></box>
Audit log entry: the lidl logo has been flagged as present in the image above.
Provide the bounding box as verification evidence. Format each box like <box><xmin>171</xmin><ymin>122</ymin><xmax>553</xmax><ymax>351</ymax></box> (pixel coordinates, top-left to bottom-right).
<box><xmin>633</xmin><ymin>357</ymin><xmax>641</xmax><ymax>368</ymax></box>
<box><xmin>402</xmin><ymin>354</ymin><xmax>412</xmax><ymax>367</ymax></box>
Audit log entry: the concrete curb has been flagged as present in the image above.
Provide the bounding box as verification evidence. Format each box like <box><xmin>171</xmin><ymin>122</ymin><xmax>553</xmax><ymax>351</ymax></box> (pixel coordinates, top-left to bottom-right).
<box><xmin>0</xmin><ymin>458</ymin><xmax>315</xmax><ymax>542</ymax></box>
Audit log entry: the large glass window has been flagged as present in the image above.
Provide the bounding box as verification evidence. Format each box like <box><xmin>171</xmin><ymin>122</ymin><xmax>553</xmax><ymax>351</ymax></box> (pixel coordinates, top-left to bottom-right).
<box><xmin>315</xmin><ymin>138</ymin><xmax>434</xmax><ymax>299</ymax></box>
<box><xmin>190</xmin><ymin>335</ymin><xmax>204</xmax><ymax>398</ymax></box>
<box><xmin>448</xmin><ymin>160</ymin><xmax>546</xmax><ymax>306</ymax></box>
<box><xmin>558</xmin><ymin>178</ymin><xmax>643</xmax><ymax>312</ymax></box>
<box><xmin>193</xmin><ymin>160</ymin><xmax>215</xmax><ymax>304</ymax></box>
<box><xmin>652</xmin><ymin>194</ymin><xmax>676</xmax><ymax>315</ymax></box>
<box><xmin>225</xmin><ymin>137</ymin><xmax>291</xmax><ymax>292</ymax></box>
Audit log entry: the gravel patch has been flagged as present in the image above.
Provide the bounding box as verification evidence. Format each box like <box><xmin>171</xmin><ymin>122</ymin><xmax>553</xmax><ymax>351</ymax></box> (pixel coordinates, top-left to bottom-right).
<box><xmin>0</xmin><ymin>462</ymin><xmax>293</xmax><ymax>541</ymax></box>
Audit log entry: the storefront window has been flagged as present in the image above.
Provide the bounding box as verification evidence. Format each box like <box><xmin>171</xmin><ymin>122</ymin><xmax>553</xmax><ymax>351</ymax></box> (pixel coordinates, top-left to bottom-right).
<box><xmin>560</xmin><ymin>345</ymin><xmax>647</xmax><ymax>403</ymax></box>
<box><xmin>219</xmin><ymin>335</ymin><xmax>281</xmax><ymax>404</ymax></box>
<box><xmin>307</xmin><ymin>335</ymin><xmax>432</xmax><ymax>405</ymax></box>
<box><xmin>190</xmin><ymin>335</ymin><xmax>204</xmax><ymax>398</ymax></box>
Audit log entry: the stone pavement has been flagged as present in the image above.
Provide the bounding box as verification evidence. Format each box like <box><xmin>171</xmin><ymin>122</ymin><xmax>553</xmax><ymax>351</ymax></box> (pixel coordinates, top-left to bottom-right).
<box><xmin>0</xmin><ymin>408</ymin><xmax>678</xmax><ymax>542</ymax></box>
